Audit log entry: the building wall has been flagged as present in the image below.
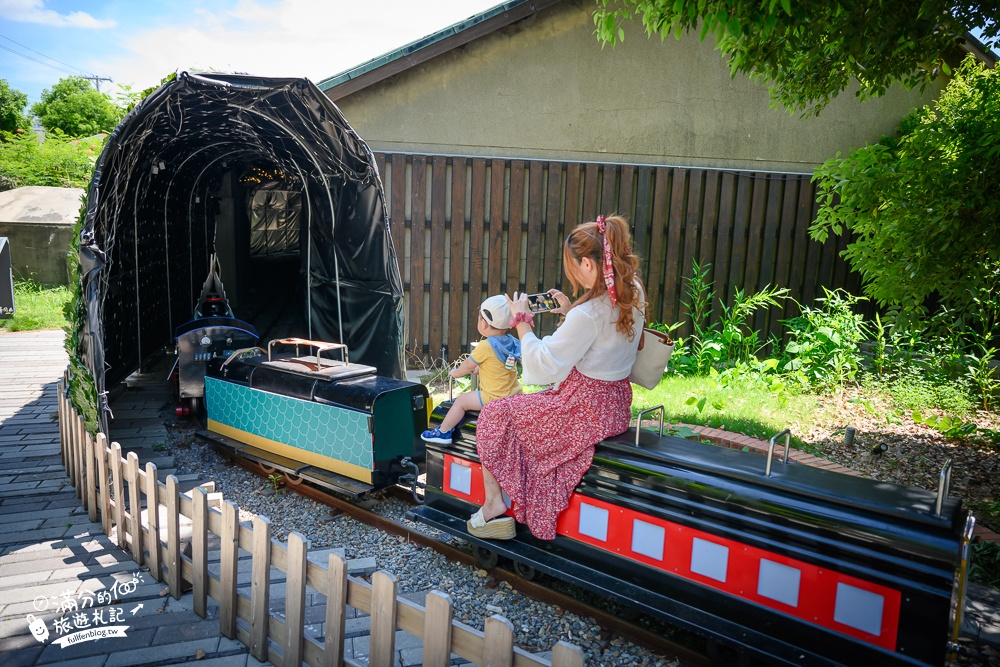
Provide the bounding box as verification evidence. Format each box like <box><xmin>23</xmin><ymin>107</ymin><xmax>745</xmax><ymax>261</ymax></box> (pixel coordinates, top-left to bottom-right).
<box><xmin>333</xmin><ymin>0</ymin><xmax>941</xmax><ymax>172</ymax></box>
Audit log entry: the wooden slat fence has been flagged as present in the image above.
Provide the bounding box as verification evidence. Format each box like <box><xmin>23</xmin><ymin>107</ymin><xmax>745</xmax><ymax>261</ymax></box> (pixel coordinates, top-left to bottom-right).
<box><xmin>377</xmin><ymin>153</ymin><xmax>862</xmax><ymax>364</ymax></box>
<box><xmin>58</xmin><ymin>373</ymin><xmax>585</xmax><ymax>667</ymax></box>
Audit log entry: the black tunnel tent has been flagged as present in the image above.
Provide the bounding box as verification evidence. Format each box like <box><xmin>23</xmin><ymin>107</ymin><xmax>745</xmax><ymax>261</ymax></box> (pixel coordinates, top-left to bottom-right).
<box><xmin>79</xmin><ymin>72</ymin><xmax>405</xmax><ymax>432</ymax></box>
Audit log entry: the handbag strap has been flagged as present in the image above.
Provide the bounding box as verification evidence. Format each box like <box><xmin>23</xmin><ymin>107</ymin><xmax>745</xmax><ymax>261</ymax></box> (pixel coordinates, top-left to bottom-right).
<box><xmin>636</xmin><ymin>277</ymin><xmax>649</xmax><ymax>351</ymax></box>
<box><xmin>634</xmin><ymin>277</ymin><xmax>672</xmax><ymax>350</ymax></box>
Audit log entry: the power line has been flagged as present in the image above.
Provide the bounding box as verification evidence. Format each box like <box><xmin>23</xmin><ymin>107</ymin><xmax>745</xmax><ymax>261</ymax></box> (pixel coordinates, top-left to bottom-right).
<box><xmin>0</xmin><ymin>33</ymin><xmax>114</xmax><ymax>91</ymax></box>
<box><xmin>0</xmin><ymin>33</ymin><xmax>92</xmax><ymax>77</ymax></box>
<box><xmin>0</xmin><ymin>43</ymin><xmax>81</xmax><ymax>77</ymax></box>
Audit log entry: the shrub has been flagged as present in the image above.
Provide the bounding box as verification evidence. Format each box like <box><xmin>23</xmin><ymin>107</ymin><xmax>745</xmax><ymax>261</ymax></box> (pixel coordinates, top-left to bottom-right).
<box><xmin>782</xmin><ymin>289</ymin><xmax>868</xmax><ymax>391</ymax></box>
<box><xmin>0</xmin><ymin>130</ymin><xmax>103</xmax><ymax>190</ymax></box>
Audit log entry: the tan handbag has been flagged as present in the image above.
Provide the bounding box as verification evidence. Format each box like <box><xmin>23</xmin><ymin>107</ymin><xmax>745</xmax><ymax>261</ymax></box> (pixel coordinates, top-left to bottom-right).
<box><xmin>629</xmin><ymin>280</ymin><xmax>674</xmax><ymax>389</ymax></box>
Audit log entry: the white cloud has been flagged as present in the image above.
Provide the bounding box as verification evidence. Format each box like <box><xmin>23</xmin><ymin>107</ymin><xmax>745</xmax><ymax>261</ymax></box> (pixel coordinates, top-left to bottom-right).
<box><xmin>0</xmin><ymin>0</ymin><xmax>116</xmax><ymax>28</ymax></box>
<box><xmin>90</xmin><ymin>0</ymin><xmax>498</xmax><ymax>93</ymax></box>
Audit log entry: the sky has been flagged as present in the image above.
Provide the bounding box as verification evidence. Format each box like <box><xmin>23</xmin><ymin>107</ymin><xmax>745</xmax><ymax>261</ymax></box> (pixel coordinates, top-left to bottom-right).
<box><xmin>0</xmin><ymin>0</ymin><xmax>503</xmax><ymax>106</ymax></box>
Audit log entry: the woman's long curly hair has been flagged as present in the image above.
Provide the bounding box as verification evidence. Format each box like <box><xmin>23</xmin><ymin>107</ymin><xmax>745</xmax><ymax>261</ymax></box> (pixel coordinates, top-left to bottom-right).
<box><xmin>563</xmin><ymin>214</ymin><xmax>643</xmax><ymax>339</ymax></box>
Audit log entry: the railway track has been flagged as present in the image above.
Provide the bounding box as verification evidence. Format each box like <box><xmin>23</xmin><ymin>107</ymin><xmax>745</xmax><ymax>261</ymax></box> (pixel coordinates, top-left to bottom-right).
<box><xmin>218</xmin><ymin>446</ymin><xmax>715</xmax><ymax>667</ymax></box>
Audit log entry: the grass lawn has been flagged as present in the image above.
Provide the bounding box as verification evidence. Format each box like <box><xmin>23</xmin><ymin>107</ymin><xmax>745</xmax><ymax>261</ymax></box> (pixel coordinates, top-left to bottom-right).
<box><xmin>428</xmin><ymin>373</ymin><xmax>829</xmax><ymax>451</ymax></box>
<box><xmin>631</xmin><ymin>376</ymin><xmax>828</xmax><ymax>449</ymax></box>
<box><xmin>0</xmin><ymin>280</ymin><xmax>72</xmax><ymax>332</ymax></box>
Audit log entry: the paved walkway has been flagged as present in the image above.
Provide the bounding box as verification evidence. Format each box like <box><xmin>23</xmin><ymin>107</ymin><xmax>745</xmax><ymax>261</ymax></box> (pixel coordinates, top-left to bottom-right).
<box><xmin>0</xmin><ymin>330</ymin><xmax>261</xmax><ymax>667</ymax></box>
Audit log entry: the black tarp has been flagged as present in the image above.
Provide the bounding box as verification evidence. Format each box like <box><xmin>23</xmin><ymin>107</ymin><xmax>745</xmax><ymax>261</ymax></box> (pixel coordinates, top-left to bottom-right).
<box><xmin>79</xmin><ymin>72</ymin><xmax>405</xmax><ymax>432</ymax></box>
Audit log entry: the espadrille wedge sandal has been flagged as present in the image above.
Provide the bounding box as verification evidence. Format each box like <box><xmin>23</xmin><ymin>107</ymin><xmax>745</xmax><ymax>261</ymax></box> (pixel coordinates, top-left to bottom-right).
<box><xmin>467</xmin><ymin>508</ymin><xmax>516</xmax><ymax>540</ymax></box>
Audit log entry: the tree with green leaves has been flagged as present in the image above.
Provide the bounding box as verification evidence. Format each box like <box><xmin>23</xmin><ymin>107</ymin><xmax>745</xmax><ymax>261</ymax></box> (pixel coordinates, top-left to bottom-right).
<box><xmin>810</xmin><ymin>56</ymin><xmax>1000</xmax><ymax>335</ymax></box>
<box><xmin>0</xmin><ymin>79</ymin><xmax>30</xmax><ymax>133</ymax></box>
<box><xmin>593</xmin><ymin>0</ymin><xmax>999</xmax><ymax>115</ymax></box>
<box><xmin>30</xmin><ymin>76</ymin><xmax>122</xmax><ymax>137</ymax></box>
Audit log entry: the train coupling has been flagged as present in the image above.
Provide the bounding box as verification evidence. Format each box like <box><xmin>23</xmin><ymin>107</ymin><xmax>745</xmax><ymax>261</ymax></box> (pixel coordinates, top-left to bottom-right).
<box><xmin>398</xmin><ymin>457</ymin><xmax>425</xmax><ymax>504</ymax></box>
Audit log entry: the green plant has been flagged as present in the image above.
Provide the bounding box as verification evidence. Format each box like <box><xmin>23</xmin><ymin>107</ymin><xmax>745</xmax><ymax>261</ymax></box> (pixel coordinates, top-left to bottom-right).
<box><xmin>911</xmin><ymin>410</ymin><xmax>978</xmax><ymax>438</ymax></box>
<box><xmin>681</xmin><ymin>259</ymin><xmax>714</xmax><ymax>340</ymax></box>
<box><xmin>0</xmin><ymin>129</ymin><xmax>104</xmax><ymax>190</ymax></box>
<box><xmin>869</xmin><ymin>313</ymin><xmax>889</xmax><ymax>377</ymax></box>
<box><xmin>965</xmin><ymin>345</ymin><xmax>999</xmax><ymax>411</ymax></box>
<box><xmin>0</xmin><ymin>78</ymin><xmax>30</xmax><ymax>133</ymax></box>
<box><xmin>668</xmin><ymin>259</ymin><xmax>789</xmax><ymax>376</ymax></box>
<box><xmin>781</xmin><ymin>288</ymin><xmax>868</xmax><ymax>391</ymax></box>
<box><xmin>875</xmin><ymin>366</ymin><xmax>976</xmax><ymax>415</ymax></box>
<box><xmin>717</xmin><ymin>285</ymin><xmax>789</xmax><ymax>365</ymax></box>
<box><xmin>267</xmin><ymin>473</ymin><xmax>285</xmax><ymax>492</ymax></box>
<box><xmin>969</xmin><ymin>537</ymin><xmax>1000</xmax><ymax>589</ymax></box>
<box><xmin>812</xmin><ymin>57</ymin><xmax>1000</xmax><ymax>325</ymax></box>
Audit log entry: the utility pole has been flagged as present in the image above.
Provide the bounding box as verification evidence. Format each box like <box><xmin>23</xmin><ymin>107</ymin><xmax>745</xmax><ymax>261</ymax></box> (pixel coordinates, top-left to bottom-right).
<box><xmin>82</xmin><ymin>75</ymin><xmax>113</xmax><ymax>92</ymax></box>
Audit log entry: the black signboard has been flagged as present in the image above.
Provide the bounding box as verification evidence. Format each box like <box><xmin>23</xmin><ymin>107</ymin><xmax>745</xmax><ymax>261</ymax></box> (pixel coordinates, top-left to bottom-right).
<box><xmin>0</xmin><ymin>237</ymin><xmax>13</xmax><ymax>319</ymax></box>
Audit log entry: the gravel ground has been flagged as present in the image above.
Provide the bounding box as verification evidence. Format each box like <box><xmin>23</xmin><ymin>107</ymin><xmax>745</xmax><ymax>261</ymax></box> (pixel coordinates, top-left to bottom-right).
<box><xmin>796</xmin><ymin>389</ymin><xmax>1000</xmax><ymax>533</ymax></box>
<box><xmin>159</xmin><ymin>388</ymin><xmax>1000</xmax><ymax>667</ymax></box>
<box><xmin>163</xmin><ymin>418</ymin><xmax>684</xmax><ymax>667</ymax></box>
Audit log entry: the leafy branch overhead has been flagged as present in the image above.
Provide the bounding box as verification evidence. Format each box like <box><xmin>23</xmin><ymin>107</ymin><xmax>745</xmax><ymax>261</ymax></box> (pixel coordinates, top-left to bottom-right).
<box><xmin>593</xmin><ymin>0</ymin><xmax>999</xmax><ymax>115</ymax></box>
<box><xmin>810</xmin><ymin>56</ymin><xmax>1000</xmax><ymax>335</ymax></box>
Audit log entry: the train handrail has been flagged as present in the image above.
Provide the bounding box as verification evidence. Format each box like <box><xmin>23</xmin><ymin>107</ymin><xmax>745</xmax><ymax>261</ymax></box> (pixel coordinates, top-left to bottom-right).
<box><xmin>935</xmin><ymin>458</ymin><xmax>953</xmax><ymax>517</ymax></box>
<box><xmin>634</xmin><ymin>405</ymin><xmax>665</xmax><ymax>447</ymax></box>
<box><xmin>765</xmin><ymin>429</ymin><xmax>792</xmax><ymax>477</ymax></box>
<box><xmin>268</xmin><ymin>338</ymin><xmax>348</xmax><ymax>369</ymax></box>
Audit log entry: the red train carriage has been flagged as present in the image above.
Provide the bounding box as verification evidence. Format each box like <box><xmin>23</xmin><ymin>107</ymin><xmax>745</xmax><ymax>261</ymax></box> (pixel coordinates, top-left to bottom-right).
<box><xmin>409</xmin><ymin>405</ymin><xmax>974</xmax><ymax>667</ymax></box>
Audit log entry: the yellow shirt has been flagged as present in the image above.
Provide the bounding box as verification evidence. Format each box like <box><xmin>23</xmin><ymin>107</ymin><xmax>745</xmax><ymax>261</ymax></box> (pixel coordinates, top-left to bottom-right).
<box><xmin>471</xmin><ymin>338</ymin><xmax>522</xmax><ymax>404</ymax></box>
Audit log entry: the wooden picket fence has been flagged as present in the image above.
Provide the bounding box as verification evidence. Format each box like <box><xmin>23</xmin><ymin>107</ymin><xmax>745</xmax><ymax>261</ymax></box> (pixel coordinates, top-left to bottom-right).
<box><xmin>58</xmin><ymin>371</ymin><xmax>584</xmax><ymax>667</ymax></box>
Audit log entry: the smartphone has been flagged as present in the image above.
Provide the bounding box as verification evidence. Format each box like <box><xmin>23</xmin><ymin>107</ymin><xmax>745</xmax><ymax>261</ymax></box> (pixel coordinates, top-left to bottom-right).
<box><xmin>526</xmin><ymin>292</ymin><xmax>559</xmax><ymax>313</ymax></box>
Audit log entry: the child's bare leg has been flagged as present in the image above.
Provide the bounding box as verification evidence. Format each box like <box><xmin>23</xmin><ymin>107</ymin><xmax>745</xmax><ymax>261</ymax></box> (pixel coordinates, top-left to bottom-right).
<box><xmin>438</xmin><ymin>392</ymin><xmax>482</xmax><ymax>432</ymax></box>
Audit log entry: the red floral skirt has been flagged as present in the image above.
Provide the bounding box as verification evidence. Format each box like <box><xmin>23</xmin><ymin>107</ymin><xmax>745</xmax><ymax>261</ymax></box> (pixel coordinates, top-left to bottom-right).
<box><xmin>476</xmin><ymin>368</ymin><xmax>632</xmax><ymax>540</ymax></box>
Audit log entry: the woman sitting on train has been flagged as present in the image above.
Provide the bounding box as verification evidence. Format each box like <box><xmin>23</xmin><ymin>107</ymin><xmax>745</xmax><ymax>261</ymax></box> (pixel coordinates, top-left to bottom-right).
<box><xmin>467</xmin><ymin>214</ymin><xmax>644</xmax><ymax>541</ymax></box>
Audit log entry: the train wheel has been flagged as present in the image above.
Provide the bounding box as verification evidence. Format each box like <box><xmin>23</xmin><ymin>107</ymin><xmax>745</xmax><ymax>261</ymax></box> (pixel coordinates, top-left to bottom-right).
<box><xmin>511</xmin><ymin>561</ymin><xmax>537</xmax><ymax>581</ymax></box>
<box><xmin>473</xmin><ymin>545</ymin><xmax>499</xmax><ymax>570</ymax></box>
<box><xmin>284</xmin><ymin>473</ymin><xmax>303</xmax><ymax>486</ymax></box>
<box><xmin>188</xmin><ymin>397</ymin><xmax>202</xmax><ymax>416</ymax></box>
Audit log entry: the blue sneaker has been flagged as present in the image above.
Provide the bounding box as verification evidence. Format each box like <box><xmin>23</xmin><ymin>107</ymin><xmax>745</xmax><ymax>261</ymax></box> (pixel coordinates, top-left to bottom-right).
<box><xmin>421</xmin><ymin>427</ymin><xmax>453</xmax><ymax>444</ymax></box>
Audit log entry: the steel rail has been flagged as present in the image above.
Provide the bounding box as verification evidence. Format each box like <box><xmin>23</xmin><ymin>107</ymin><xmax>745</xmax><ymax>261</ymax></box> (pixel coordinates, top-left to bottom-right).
<box><xmin>219</xmin><ymin>449</ymin><xmax>711</xmax><ymax>667</ymax></box>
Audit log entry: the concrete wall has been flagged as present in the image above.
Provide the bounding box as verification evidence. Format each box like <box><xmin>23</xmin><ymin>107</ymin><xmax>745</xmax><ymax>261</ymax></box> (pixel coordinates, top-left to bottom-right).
<box><xmin>0</xmin><ymin>221</ymin><xmax>74</xmax><ymax>285</ymax></box>
<box><xmin>0</xmin><ymin>186</ymin><xmax>83</xmax><ymax>286</ymax></box>
<box><xmin>334</xmin><ymin>0</ymin><xmax>941</xmax><ymax>172</ymax></box>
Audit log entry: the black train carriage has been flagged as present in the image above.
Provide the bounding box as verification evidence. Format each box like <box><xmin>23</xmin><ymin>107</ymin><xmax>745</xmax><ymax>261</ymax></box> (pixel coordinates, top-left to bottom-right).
<box><xmin>409</xmin><ymin>406</ymin><xmax>974</xmax><ymax>667</ymax></box>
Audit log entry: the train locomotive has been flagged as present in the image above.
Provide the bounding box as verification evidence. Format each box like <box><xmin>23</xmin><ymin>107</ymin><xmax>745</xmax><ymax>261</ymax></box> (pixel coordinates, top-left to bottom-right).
<box><xmin>409</xmin><ymin>404</ymin><xmax>974</xmax><ymax>667</ymax></box>
<box><xmin>198</xmin><ymin>338</ymin><xmax>429</xmax><ymax>497</ymax></box>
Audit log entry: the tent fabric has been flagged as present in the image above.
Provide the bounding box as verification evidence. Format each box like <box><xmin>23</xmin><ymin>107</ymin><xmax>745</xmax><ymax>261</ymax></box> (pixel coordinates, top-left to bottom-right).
<box><xmin>79</xmin><ymin>72</ymin><xmax>405</xmax><ymax>432</ymax></box>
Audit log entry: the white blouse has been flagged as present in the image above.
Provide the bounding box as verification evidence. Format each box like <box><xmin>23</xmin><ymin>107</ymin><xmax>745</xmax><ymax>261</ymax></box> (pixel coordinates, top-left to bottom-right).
<box><xmin>520</xmin><ymin>290</ymin><xmax>644</xmax><ymax>386</ymax></box>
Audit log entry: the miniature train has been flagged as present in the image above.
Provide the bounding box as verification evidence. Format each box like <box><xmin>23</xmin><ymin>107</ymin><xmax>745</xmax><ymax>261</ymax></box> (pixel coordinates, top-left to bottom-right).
<box><xmin>198</xmin><ymin>339</ymin><xmax>428</xmax><ymax>497</ymax></box>
<box><xmin>189</xmin><ymin>332</ymin><xmax>973</xmax><ymax>665</ymax></box>
<box><xmin>408</xmin><ymin>403</ymin><xmax>974</xmax><ymax>667</ymax></box>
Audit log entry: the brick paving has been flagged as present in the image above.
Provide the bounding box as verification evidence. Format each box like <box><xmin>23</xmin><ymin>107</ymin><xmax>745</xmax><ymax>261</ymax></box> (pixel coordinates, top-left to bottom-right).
<box><xmin>0</xmin><ymin>330</ymin><xmax>264</xmax><ymax>667</ymax></box>
<box><xmin>0</xmin><ymin>330</ymin><xmax>453</xmax><ymax>667</ymax></box>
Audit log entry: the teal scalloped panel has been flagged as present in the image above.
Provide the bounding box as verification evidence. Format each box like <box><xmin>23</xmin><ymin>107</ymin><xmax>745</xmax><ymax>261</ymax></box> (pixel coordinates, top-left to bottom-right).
<box><xmin>206</xmin><ymin>377</ymin><xmax>372</xmax><ymax>469</ymax></box>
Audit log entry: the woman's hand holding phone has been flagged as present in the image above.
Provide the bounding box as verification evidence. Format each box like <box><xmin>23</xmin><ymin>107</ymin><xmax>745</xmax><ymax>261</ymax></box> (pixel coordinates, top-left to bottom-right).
<box><xmin>509</xmin><ymin>290</ymin><xmax>570</xmax><ymax>315</ymax></box>
<box><xmin>548</xmin><ymin>289</ymin><xmax>570</xmax><ymax>314</ymax></box>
